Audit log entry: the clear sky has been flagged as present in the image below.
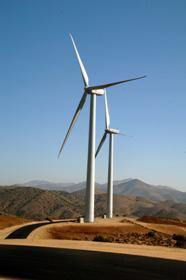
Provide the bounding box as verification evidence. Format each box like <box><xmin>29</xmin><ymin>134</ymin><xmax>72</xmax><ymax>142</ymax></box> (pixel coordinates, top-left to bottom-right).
<box><xmin>0</xmin><ymin>0</ymin><xmax>185</xmax><ymax>191</ymax></box>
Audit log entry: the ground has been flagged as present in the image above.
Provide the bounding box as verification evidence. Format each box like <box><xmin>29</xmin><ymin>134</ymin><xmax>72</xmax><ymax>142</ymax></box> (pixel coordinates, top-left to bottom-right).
<box><xmin>0</xmin><ymin>215</ymin><xmax>29</xmax><ymax>230</ymax></box>
<box><xmin>26</xmin><ymin>216</ymin><xmax>186</xmax><ymax>248</ymax></box>
<box><xmin>0</xmin><ymin>215</ymin><xmax>186</xmax><ymax>259</ymax></box>
<box><xmin>0</xmin><ymin>215</ymin><xmax>186</xmax><ymax>279</ymax></box>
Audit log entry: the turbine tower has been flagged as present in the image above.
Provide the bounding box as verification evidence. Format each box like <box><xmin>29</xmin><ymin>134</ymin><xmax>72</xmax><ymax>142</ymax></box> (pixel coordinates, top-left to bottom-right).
<box><xmin>58</xmin><ymin>34</ymin><xmax>146</xmax><ymax>222</ymax></box>
<box><xmin>96</xmin><ymin>92</ymin><xmax>122</xmax><ymax>218</ymax></box>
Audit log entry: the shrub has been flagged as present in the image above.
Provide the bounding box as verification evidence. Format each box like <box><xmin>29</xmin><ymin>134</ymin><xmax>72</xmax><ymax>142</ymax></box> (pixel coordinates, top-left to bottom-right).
<box><xmin>172</xmin><ymin>234</ymin><xmax>186</xmax><ymax>241</ymax></box>
<box><xmin>93</xmin><ymin>235</ymin><xmax>110</xmax><ymax>242</ymax></box>
<box><xmin>147</xmin><ymin>231</ymin><xmax>156</xmax><ymax>238</ymax></box>
<box><xmin>45</xmin><ymin>217</ymin><xmax>53</xmax><ymax>222</ymax></box>
<box><xmin>172</xmin><ymin>234</ymin><xmax>186</xmax><ymax>248</ymax></box>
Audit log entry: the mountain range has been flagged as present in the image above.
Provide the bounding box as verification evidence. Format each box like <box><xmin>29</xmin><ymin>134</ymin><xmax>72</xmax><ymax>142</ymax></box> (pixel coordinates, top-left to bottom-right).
<box><xmin>0</xmin><ymin>179</ymin><xmax>186</xmax><ymax>220</ymax></box>
<box><xmin>22</xmin><ymin>178</ymin><xmax>186</xmax><ymax>203</ymax></box>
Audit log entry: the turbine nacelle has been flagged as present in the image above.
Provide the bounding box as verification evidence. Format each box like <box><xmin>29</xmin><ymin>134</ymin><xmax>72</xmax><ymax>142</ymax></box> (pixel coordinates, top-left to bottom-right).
<box><xmin>85</xmin><ymin>87</ymin><xmax>105</xmax><ymax>96</ymax></box>
<box><xmin>105</xmin><ymin>128</ymin><xmax>120</xmax><ymax>135</ymax></box>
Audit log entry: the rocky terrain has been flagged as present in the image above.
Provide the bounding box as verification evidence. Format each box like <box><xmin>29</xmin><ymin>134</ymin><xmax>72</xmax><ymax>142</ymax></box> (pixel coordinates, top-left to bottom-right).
<box><xmin>0</xmin><ymin>185</ymin><xmax>186</xmax><ymax>220</ymax></box>
<box><xmin>34</xmin><ymin>218</ymin><xmax>186</xmax><ymax>249</ymax></box>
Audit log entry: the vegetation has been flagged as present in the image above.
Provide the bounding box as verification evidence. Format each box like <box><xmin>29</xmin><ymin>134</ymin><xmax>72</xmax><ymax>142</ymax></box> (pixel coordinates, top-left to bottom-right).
<box><xmin>0</xmin><ymin>186</ymin><xmax>186</xmax><ymax>221</ymax></box>
<box><xmin>172</xmin><ymin>234</ymin><xmax>186</xmax><ymax>248</ymax></box>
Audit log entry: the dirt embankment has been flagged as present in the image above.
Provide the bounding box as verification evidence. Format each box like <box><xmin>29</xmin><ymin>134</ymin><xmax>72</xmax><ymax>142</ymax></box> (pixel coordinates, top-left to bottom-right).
<box><xmin>0</xmin><ymin>215</ymin><xmax>29</xmax><ymax>230</ymax></box>
<box><xmin>137</xmin><ymin>216</ymin><xmax>186</xmax><ymax>227</ymax></box>
<box><xmin>37</xmin><ymin>221</ymin><xmax>176</xmax><ymax>248</ymax></box>
<box><xmin>27</xmin><ymin>217</ymin><xmax>186</xmax><ymax>248</ymax></box>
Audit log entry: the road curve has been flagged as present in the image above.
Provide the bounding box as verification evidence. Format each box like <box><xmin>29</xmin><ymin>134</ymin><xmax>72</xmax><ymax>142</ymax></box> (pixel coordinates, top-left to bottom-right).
<box><xmin>0</xmin><ymin>244</ymin><xmax>185</xmax><ymax>280</ymax></box>
<box><xmin>5</xmin><ymin>219</ymin><xmax>76</xmax><ymax>239</ymax></box>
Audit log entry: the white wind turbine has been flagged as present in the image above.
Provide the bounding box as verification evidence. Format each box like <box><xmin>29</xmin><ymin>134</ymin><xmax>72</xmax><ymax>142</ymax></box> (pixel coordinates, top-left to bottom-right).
<box><xmin>58</xmin><ymin>34</ymin><xmax>146</xmax><ymax>222</ymax></box>
<box><xmin>95</xmin><ymin>92</ymin><xmax>123</xmax><ymax>218</ymax></box>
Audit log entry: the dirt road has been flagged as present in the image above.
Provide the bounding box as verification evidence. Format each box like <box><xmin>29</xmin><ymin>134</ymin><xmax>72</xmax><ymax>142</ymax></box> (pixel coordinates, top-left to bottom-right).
<box><xmin>5</xmin><ymin>219</ymin><xmax>76</xmax><ymax>239</ymax></box>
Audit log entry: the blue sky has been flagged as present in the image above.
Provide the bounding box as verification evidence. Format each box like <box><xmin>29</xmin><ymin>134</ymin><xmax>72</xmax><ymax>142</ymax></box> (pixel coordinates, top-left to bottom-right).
<box><xmin>0</xmin><ymin>0</ymin><xmax>185</xmax><ymax>190</ymax></box>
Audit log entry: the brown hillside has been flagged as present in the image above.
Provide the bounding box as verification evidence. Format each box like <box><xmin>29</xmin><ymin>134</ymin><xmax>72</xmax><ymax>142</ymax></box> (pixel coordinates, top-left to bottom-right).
<box><xmin>1</xmin><ymin>186</ymin><xmax>186</xmax><ymax>220</ymax></box>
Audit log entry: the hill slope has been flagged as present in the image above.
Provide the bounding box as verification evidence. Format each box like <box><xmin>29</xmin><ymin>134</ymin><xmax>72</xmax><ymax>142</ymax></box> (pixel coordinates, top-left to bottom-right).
<box><xmin>1</xmin><ymin>186</ymin><xmax>186</xmax><ymax>220</ymax></box>
<box><xmin>110</xmin><ymin>179</ymin><xmax>186</xmax><ymax>203</ymax></box>
<box><xmin>0</xmin><ymin>187</ymin><xmax>82</xmax><ymax>220</ymax></box>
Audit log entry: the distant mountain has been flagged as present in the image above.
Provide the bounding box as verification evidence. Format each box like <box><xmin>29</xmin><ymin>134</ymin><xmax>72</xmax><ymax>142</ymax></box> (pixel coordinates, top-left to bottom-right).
<box><xmin>0</xmin><ymin>185</ymin><xmax>186</xmax><ymax>220</ymax></box>
<box><xmin>110</xmin><ymin>179</ymin><xmax>186</xmax><ymax>203</ymax></box>
<box><xmin>22</xmin><ymin>180</ymin><xmax>75</xmax><ymax>191</ymax></box>
<box><xmin>20</xmin><ymin>178</ymin><xmax>186</xmax><ymax>203</ymax></box>
<box><xmin>101</xmin><ymin>178</ymin><xmax>133</xmax><ymax>190</ymax></box>
<box><xmin>22</xmin><ymin>180</ymin><xmax>102</xmax><ymax>193</ymax></box>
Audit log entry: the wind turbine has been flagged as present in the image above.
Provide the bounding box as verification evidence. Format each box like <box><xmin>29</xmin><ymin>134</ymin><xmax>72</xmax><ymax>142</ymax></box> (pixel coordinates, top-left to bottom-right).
<box><xmin>58</xmin><ymin>34</ymin><xmax>146</xmax><ymax>222</ymax></box>
<box><xmin>95</xmin><ymin>92</ymin><xmax>122</xmax><ymax>218</ymax></box>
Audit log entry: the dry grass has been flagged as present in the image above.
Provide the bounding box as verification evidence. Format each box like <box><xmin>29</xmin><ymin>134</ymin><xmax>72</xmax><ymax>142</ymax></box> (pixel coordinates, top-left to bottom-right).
<box><xmin>44</xmin><ymin>221</ymin><xmax>177</xmax><ymax>247</ymax></box>
<box><xmin>25</xmin><ymin>217</ymin><xmax>186</xmax><ymax>248</ymax></box>
<box><xmin>0</xmin><ymin>215</ymin><xmax>29</xmax><ymax>230</ymax></box>
<box><xmin>141</xmin><ymin>223</ymin><xmax>186</xmax><ymax>235</ymax></box>
<box><xmin>138</xmin><ymin>216</ymin><xmax>186</xmax><ymax>227</ymax></box>
<box><xmin>136</xmin><ymin>216</ymin><xmax>186</xmax><ymax>236</ymax></box>
<box><xmin>47</xmin><ymin>223</ymin><xmax>148</xmax><ymax>240</ymax></box>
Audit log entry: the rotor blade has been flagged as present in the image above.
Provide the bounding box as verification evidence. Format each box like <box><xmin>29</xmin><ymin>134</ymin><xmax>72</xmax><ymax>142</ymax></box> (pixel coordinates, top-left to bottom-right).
<box><xmin>119</xmin><ymin>132</ymin><xmax>133</xmax><ymax>137</ymax></box>
<box><xmin>89</xmin><ymin>75</ymin><xmax>146</xmax><ymax>90</ymax></box>
<box><xmin>95</xmin><ymin>132</ymin><xmax>107</xmax><ymax>158</ymax></box>
<box><xmin>58</xmin><ymin>93</ymin><xmax>87</xmax><ymax>158</ymax></box>
<box><xmin>104</xmin><ymin>91</ymin><xmax>110</xmax><ymax>129</ymax></box>
<box><xmin>69</xmin><ymin>34</ymin><xmax>89</xmax><ymax>87</ymax></box>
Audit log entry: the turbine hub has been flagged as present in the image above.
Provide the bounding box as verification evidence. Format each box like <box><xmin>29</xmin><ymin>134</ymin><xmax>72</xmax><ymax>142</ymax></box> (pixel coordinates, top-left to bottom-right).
<box><xmin>85</xmin><ymin>87</ymin><xmax>105</xmax><ymax>96</ymax></box>
<box><xmin>105</xmin><ymin>128</ymin><xmax>120</xmax><ymax>134</ymax></box>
